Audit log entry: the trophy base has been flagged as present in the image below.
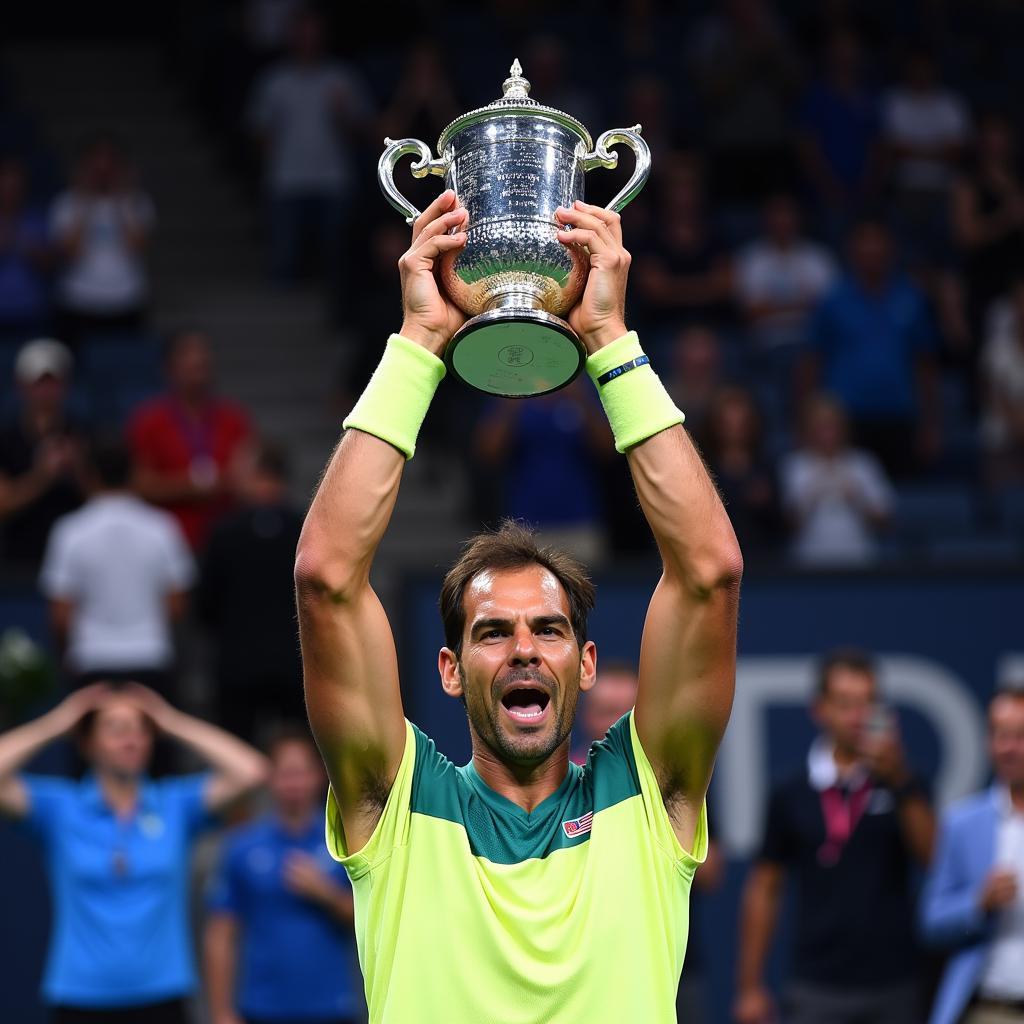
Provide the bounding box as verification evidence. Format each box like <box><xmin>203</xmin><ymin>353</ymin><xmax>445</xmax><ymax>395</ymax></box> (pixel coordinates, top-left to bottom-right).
<box><xmin>445</xmin><ymin>309</ymin><xmax>585</xmax><ymax>398</ymax></box>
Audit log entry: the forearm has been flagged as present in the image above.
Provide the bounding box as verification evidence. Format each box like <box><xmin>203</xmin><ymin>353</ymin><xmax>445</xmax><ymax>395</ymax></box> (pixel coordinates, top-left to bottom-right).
<box><xmin>737</xmin><ymin>870</ymin><xmax>782</xmax><ymax>990</ymax></box>
<box><xmin>204</xmin><ymin>917</ymin><xmax>237</xmax><ymax>1017</ymax></box>
<box><xmin>160</xmin><ymin>710</ymin><xmax>267</xmax><ymax>782</ymax></box>
<box><xmin>295</xmin><ymin>429</ymin><xmax>404</xmax><ymax>599</ymax></box>
<box><xmin>627</xmin><ymin>426</ymin><xmax>742</xmax><ymax>593</ymax></box>
<box><xmin>0</xmin><ymin>709</ymin><xmax>71</xmax><ymax>779</ymax></box>
<box><xmin>313</xmin><ymin>880</ymin><xmax>355</xmax><ymax>925</ymax></box>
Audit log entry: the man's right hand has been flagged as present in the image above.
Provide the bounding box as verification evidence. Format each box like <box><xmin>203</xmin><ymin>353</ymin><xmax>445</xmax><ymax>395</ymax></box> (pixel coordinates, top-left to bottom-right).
<box><xmin>979</xmin><ymin>868</ymin><xmax>1019</xmax><ymax>913</ymax></box>
<box><xmin>51</xmin><ymin>683</ymin><xmax>113</xmax><ymax>732</ymax></box>
<box><xmin>733</xmin><ymin>985</ymin><xmax>777</xmax><ymax>1024</ymax></box>
<box><xmin>398</xmin><ymin>189</ymin><xmax>468</xmax><ymax>357</ymax></box>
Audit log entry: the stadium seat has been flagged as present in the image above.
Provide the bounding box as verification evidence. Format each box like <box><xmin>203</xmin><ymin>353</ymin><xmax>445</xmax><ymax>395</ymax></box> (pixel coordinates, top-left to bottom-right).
<box><xmin>894</xmin><ymin>485</ymin><xmax>977</xmax><ymax>546</ymax></box>
<box><xmin>997</xmin><ymin>487</ymin><xmax>1024</xmax><ymax>535</ymax></box>
<box><xmin>926</xmin><ymin>534</ymin><xmax>1023</xmax><ymax>565</ymax></box>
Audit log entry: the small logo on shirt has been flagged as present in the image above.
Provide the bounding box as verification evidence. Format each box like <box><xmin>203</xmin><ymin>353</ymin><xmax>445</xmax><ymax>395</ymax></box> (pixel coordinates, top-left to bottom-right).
<box><xmin>139</xmin><ymin>814</ymin><xmax>164</xmax><ymax>839</ymax></box>
<box><xmin>562</xmin><ymin>812</ymin><xmax>593</xmax><ymax>838</ymax></box>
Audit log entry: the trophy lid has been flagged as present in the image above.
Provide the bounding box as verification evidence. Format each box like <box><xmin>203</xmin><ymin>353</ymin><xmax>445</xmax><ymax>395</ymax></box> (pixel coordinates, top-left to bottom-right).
<box><xmin>437</xmin><ymin>59</ymin><xmax>593</xmax><ymax>153</ymax></box>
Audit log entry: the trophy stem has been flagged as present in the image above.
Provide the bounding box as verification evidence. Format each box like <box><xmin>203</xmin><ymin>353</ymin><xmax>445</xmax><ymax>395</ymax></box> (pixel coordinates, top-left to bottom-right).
<box><xmin>484</xmin><ymin>289</ymin><xmax>546</xmax><ymax>313</ymax></box>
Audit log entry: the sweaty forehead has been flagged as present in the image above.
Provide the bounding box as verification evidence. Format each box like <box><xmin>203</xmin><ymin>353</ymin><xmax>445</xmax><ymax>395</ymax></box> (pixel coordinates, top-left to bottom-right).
<box><xmin>465</xmin><ymin>564</ymin><xmax>570</xmax><ymax>621</ymax></box>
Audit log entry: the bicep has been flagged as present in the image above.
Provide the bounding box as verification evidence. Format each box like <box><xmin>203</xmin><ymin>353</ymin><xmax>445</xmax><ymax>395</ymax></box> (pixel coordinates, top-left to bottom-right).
<box><xmin>296</xmin><ymin>580</ymin><xmax>407</xmax><ymax>820</ymax></box>
<box><xmin>633</xmin><ymin>573</ymin><xmax>738</xmax><ymax>803</ymax></box>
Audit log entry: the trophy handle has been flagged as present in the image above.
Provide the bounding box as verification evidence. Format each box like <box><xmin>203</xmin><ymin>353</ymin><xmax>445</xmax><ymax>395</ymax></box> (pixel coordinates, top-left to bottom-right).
<box><xmin>378</xmin><ymin>138</ymin><xmax>448</xmax><ymax>226</ymax></box>
<box><xmin>582</xmin><ymin>125</ymin><xmax>652</xmax><ymax>213</ymax></box>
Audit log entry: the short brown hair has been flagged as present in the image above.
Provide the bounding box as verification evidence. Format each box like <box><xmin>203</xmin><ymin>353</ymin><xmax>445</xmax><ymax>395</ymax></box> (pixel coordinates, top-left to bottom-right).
<box><xmin>817</xmin><ymin>647</ymin><xmax>878</xmax><ymax>697</ymax></box>
<box><xmin>439</xmin><ymin>520</ymin><xmax>596</xmax><ymax>658</ymax></box>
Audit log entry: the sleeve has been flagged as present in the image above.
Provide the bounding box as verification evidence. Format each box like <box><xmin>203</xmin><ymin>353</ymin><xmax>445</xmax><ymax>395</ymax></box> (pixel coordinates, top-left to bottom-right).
<box><xmin>19</xmin><ymin>775</ymin><xmax>72</xmax><ymax>843</ymax></box>
<box><xmin>758</xmin><ymin>784</ymin><xmax>796</xmax><ymax>865</ymax></box>
<box><xmin>325</xmin><ymin>719</ymin><xmax>416</xmax><ymax>878</ymax></box>
<box><xmin>164</xmin><ymin>773</ymin><xmax>218</xmax><ymax>838</ymax></box>
<box><xmin>158</xmin><ymin>515</ymin><xmax>196</xmax><ymax>591</ymax></box>
<box><xmin>626</xmin><ymin>711</ymin><xmax>708</xmax><ymax>872</ymax></box>
<box><xmin>38</xmin><ymin>519</ymin><xmax>81</xmax><ymax>599</ymax></box>
<box><xmin>919</xmin><ymin>809</ymin><xmax>993</xmax><ymax>948</ymax></box>
<box><xmin>206</xmin><ymin>837</ymin><xmax>244</xmax><ymax>916</ymax></box>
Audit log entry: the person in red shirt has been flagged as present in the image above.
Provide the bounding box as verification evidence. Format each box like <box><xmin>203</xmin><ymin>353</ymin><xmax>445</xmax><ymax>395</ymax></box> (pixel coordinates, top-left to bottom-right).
<box><xmin>129</xmin><ymin>328</ymin><xmax>252</xmax><ymax>550</ymax></box>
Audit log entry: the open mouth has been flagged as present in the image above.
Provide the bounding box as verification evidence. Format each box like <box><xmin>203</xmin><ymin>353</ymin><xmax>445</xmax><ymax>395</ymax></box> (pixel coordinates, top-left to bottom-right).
<box><xmin>500</xmin><ymin>687</ymin><xmax>551</xmax><ymax>724</ymax></box>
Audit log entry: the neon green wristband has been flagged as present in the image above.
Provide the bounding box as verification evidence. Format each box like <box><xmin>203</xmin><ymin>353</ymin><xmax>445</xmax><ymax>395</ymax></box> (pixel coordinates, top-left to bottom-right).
<box><xmin>342</xmin><ymin>334</ymin><xmax>446</xmax><ymax>459</ymax></box>
<box><xmin>586</xmin><ymin>332</ymin><xmax>685</xmax><ymax>453</ymax></box>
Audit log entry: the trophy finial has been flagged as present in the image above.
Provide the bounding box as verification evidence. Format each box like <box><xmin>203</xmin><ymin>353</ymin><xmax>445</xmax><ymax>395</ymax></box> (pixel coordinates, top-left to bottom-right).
<box><xmin>502</xmin><ymin>59</ymin><xmax>531</xmax><ymax>100</ymax></box>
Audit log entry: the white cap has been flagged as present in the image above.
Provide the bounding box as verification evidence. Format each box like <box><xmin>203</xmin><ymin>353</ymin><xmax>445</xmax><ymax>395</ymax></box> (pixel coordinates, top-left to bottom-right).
<box><xmin>14</xmin><ymin>338</ymin><xmax>72</xmax><ymax>384</ymax></box>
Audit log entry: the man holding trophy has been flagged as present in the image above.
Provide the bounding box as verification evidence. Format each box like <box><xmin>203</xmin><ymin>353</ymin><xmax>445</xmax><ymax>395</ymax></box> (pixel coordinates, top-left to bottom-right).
<box><xmin>295</xmin><ymin>62</ymin><xmax>742</xmax><ymax>1024</ymax></box>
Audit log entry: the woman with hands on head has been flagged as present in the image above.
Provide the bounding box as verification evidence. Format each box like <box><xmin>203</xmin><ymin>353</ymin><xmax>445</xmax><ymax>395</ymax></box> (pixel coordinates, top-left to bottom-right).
<box><xmin>0</xmin><ymin>681</ymin><xmax>268</xmax><ymax>1024</ymax></box>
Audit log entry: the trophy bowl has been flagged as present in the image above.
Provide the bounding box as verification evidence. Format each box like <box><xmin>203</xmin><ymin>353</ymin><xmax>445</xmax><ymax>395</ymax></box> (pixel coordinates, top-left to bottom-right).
<box><xmin>379</xmin><ymin>60</ymin><xmax>651</xmax><ymax>398</ymax></box>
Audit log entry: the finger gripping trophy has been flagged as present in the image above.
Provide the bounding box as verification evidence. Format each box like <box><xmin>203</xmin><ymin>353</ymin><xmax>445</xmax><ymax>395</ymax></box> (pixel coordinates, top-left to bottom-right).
<box><xmin>378</xmin><ymin>59</ymin><xmax>651</xmax><ymax>398</ymax></box>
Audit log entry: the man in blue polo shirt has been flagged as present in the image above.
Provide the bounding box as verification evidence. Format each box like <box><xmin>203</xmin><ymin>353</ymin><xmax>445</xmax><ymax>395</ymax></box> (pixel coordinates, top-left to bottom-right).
<box><xmin>205</xmin><ymin>726</ymin><xmax>362</xmax><ymax>1024</ymax></box>
<box><xmin>805</xmin><ymin>217</ymin><xmax>941</xmax><ymax>478</ymax></box>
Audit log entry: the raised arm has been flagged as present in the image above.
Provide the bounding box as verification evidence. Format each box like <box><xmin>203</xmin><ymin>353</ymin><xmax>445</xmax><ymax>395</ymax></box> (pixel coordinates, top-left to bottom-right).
<box><xmin>555</xmin><ymin>202</ymin><xmax>742</xmax><ymax>851</ymax></box>
<box><xmin>121</xmin><ymin>684</ymin><xmax>268</xmax><ymax>814</ymax></box>
<box><xmin>294</xmin><ymin>190</ymin><xmax>468</xmax><ymax>853</ymax></box>
<box><xmin>0</xmin><ymin>684</ymin><xmax>111</xmax><ymax>818</ymax></box>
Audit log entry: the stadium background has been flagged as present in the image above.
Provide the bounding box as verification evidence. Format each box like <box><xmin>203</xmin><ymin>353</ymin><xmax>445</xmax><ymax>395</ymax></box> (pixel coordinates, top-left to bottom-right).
<box><xmin>0</xmin><ymin>1</ymin><xmax>1021</xmax><ymax>1022</ymax></box>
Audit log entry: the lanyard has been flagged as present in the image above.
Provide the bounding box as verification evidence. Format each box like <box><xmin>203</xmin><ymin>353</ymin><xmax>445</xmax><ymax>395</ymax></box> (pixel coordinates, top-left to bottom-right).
<box><xmin>169</xmin><ymin>400</ymin><xmax>215</xmax><ymax>461</ymax></box>
<box><xmin>818</xmin><ymin>779</ymin><xmax>873</xmax><ymax>866</ymax></box>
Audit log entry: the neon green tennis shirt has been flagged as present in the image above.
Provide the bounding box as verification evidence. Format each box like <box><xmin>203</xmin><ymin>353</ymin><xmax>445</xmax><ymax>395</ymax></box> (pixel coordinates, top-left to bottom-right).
<box><xmin>325</xmin><ymin>710</ymin><xmax>708</xmax><ymax>1023</ymax></box>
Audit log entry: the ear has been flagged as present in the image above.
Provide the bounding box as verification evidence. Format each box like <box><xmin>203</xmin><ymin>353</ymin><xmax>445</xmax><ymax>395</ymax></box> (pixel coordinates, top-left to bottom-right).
<box><xmin>579</xmin><ymin>641</ymin><xmax>597</xmax><ymax>694</ymax></box>
<box><xmin>439</xmin><ymin>647</ymin><xmax>464</xmax><ymax>700</ymax></box>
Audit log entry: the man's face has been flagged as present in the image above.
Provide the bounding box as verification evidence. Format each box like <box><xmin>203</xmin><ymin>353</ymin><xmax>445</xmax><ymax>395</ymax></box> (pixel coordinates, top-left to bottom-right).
<box><xmin>990</xmin><ymin>695</ymin><xmax>1024</xmax><ymax>790</ymax></box>
<box><xmin>270</xmin><ymin>740</ymin><xmax>325</xmax><ymax>815</ymax></box>
<box><xmin>813</xmin><ymin>668</ymin><xmax>876</xmax><ymax>756</ymax></box>
<box><xmin>849</xmin><ymin>225</ymin><xmax>891</xmax><ymax>284</ymax></box>
<box><xmin>441</xmin><ymin>565</ymin><xmax>595</xmax><ymax>768</ymax></box>
<box><xmin>169</xmin><ymin>334</ymin><xmax>212</xmax><ymax>396</ymax></box>
<box><xmin>86</xmin><ymin>699</ymin><xmax>154</xmax><ymax>778</ymax></box>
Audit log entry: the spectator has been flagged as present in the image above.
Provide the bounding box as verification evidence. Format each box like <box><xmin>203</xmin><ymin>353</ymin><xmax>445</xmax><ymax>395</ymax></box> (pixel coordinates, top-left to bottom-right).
<box><xmin>663</xmin><ymin>324</ymin><xmax>725</xmax><ymax>442</ymax></box>
<box><xmin>980</xmin><ymin>278</ymin><xmax>1024</xmax><ymax>488</ymax></box>
<box><xmin>571</xmin><ymin>662</ymin><xmax>723</xmax><ymax>1024</ymax></box>
<box><xmin>378</xmin><ymin>37</ymin><xmax>462</xmax><ymax>153</ymax></box>
<box><xmin>0</xmin><ymin>156</ymin><xmax>53</xmax><ymax>339</ymax></box>
<box><xmin>921</xmin><ymin>686</ymin><xmax>1024</xmax><ymax>1024</ymax></box>
<box><xmin>0</xmin><ymin>337</ymin><xmax>84</xmax><ymax>574</ymax></box>
<box><xmin>39</xmin><ymin>436</ymin><xmax>194</xmax><ymax>699</ymax></box>
<box><xmin>129</xmin><ymin>327</ymin><xmax>252</xmax><ymax>552</ymax></box>
<box><xmin>781</xmin><ymin>395</ymin><xmax>894</xmax><ymax>567</ymax></box>
<box><xmin>0</xmin><ymin>682</ymin><xmax>267</xmax><ymax>1024</ymax></box>
<box><xmin>703</xmin><ymin>387</ymin><xmax>782</xmax><ymax>558</ymax></box>
<box><xmin>197</xmin><ymin>440</ymin><xmax>305</xmax><ymax>742</ymax></box>
<box><xmin>687</xmin><ymin>0</ymin><xmax>801</xmax><ymax>205</ymax></box>
<box><xmin>50</xmin><ymin>135</ymin><xmax>155</xmax><ymax>344</ymax></box>
<box><xmin>797</xmin><ymin>27</ymin><xmax>882</xmax><ymax>238</ymax></box>
<box><xmin>804</xmin><ymin>217</ymin><xmax>941</xmax><ymax>477</ymax></box>
<box><xmin>882</xmin><ymin>52</ymin><xmax>971</xmax><ymax>260</ymax></box>
<box><xmin>474</xmin><ymin>383</ymin><xmax>611</xmax><ymax>566</ymax></box>
<box><xmin>247</xmin><ymin>8</ymin><xmax>373</xmax><ymax>301</ymax></box>
<box><xmin>205</xmin><ymin>726</ymin><xmax>362</xmax><ymax>1024</ymax></box>
<box><xmin>634</xmin><ymin>153</ymin><xmax>733</xmax><ymax>336</ymax></box>
<box><xmin>734</xmin><ymin>648</ymin><xmax>935</xmax><ymax>1024</ymax></box>
<box><xmin>735</xmin><ymin>194</ymin><xmax>837</xmax><ymax>421</ymax></box>
<box><xmin>951</xmin><ymin>113</ymin><xmax>1024</xmax><ymax>342</ymax></box>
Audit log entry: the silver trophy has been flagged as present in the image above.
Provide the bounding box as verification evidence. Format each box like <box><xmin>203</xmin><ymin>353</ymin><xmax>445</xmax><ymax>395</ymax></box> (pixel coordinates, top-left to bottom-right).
<box><xmin>379</xmin><ymin>59</ymin><xmax>651</xmax><ymax>398</ymax></box>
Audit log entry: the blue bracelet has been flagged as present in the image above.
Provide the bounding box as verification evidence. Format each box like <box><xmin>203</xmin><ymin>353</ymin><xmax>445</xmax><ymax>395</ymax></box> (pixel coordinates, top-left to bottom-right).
<box><xmin>596</xmin><ymin>354</ymin><xmax>650</xmax><ymax>387</ymax></box>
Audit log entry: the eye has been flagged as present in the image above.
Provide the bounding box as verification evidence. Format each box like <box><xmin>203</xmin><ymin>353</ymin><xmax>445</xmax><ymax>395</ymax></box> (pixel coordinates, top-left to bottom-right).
<box><xmin>481</xmin><ymin>629</ymin><xmax>506</xmax><ymax>640</ymax></box>
<box><xmin>538</xmin><ymin>626</ymin><xmax>558</xmax><ymax>636</ymax></box>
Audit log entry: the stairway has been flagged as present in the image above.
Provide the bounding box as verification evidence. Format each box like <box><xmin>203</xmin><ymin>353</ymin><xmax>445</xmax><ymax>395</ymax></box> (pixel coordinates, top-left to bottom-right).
<box><xmin>0</xmin><ymin>39</ymin><xmax>472</xmax><ymax>583</ymax></box>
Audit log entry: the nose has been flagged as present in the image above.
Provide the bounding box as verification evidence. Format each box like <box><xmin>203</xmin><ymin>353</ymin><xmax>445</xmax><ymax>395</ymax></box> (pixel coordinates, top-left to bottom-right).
<box><xmin>509</xmin><ymin>624</ymin><xmax>540</xmax><ymax>666</ymax></box>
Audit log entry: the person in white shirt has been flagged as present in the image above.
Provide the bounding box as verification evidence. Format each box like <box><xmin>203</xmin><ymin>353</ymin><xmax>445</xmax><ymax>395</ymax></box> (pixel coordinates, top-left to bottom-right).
<box><xmin>980</xmin><ymin>278</ymin><xmax>1024</xmax><ymax>487</ymax></box>
<box><xmin>39</xmin><ymin>435</ymin><xmax>194</xmax><ymax>699</ymax></box>
<box><xmin>49</xmin><ymin>135</ymin><xmax>155</xmax><ymax>342</ymax></box>
<box><xmin>781</xmin><ymin>394</ymin><xmax>894</xmax><ymax>566</ymax></box>
<box><xmin>736</xmin><ymin>195</ymin><xmax>837</xmax><ymax>429</ymax></box>
<box><xmin>247</xmin><ymin>8</ymin><xmax>373</xmax><ymax>294</ymax></box>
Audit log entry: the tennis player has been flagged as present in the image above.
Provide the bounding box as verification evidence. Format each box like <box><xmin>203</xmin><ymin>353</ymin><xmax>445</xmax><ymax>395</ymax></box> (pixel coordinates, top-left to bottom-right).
<box><xmin>294</xmin><ymin>190</ymin><xmax>743</xmax><ymax>1023</ymax></box>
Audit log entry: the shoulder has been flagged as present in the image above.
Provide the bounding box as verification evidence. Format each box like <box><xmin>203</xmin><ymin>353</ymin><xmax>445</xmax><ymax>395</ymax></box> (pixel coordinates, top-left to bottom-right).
<box><xmin>409</xmin><ymin>723</ymin><xmax>459</xmax><ymax>808</ymax></box>
<box><xmin>213</xmin><ymin>399</ymin><xmax>251</xmax><ymax>432</ymax></box>
<box><xmin>129</xmin><ymin>397</ymin><xmax>171</xmax><ymax>431</ymax></box>
<box><xmin>942</xmin><ymin>789</ymin><xmax>997</xmax><ymax>831</ymax></box>
<box><xmin>581</xmin><ymin>713</ymin><xmax>643</xmax><ymax>809</ymax></box>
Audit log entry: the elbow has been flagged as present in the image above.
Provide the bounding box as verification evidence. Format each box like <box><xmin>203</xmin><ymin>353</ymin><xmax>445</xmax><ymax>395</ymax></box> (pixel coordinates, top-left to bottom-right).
<box><xmin>294</xmin><ymin>544</ymin><xmax>367</xmax><ymax>606</ymax></box>
<box><xmin>238</xmin><ymin>752</ymin><xmax>272</xmax><ymax>792</ymax></box>
<box><xmin>683</xmin><ymin>534</ymin><xmax>745</xmax><ymax>599</ymax></box>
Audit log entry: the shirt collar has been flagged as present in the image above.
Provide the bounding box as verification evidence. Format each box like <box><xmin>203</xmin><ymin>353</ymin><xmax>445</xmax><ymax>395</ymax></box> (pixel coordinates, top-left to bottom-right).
<box><xmin>992</xmin><ymin>785</ymin><xmax>1024</xmax><ymax>820</ymax></box>
<box><xmin>807</xmin><ymin>736</ymin><xmax>870</xmax><ymax>792</ymax></box>
<box><xmin>80</xmin><ymin>773</ymin><xmax>158</xmax><ymax>815</ymax></box>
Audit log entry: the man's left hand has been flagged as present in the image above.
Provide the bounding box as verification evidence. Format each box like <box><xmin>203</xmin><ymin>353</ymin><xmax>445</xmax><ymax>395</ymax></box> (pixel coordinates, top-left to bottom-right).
<box><xmin>555</xmin><ymin>201</ymin><xmax>630</xmax><ymax>353</ymax></box>
<box><xmin>283</xmin><ymin>851</ymin><xmax>335</xmax><ymax>905</ymax></box>
<box><xmin>861</xmin><ymin>728</ymin><xmax>910</xmax><ymax>788</ymax></box>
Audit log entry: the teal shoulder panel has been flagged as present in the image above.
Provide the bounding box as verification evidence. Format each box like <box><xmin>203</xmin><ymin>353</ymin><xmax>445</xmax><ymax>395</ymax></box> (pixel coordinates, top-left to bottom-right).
<box><xmin>408</xmin><ymin>717</ymin><xmax>641</xmax><ymax>866</ymax></box>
